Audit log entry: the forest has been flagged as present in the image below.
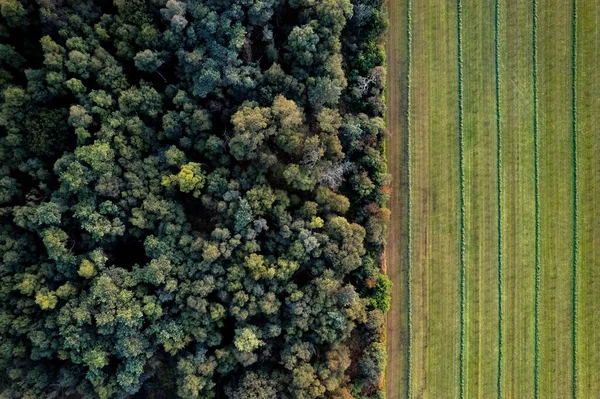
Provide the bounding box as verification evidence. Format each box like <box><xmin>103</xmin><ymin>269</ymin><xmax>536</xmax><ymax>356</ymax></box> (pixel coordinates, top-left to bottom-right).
<box><xmin>0</xmin><ymin>0</ymin><xmax>389</xmax><ymax>398</ymax></box>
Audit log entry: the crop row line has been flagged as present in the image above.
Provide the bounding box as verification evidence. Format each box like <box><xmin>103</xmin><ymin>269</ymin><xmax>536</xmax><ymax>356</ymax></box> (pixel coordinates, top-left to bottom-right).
<box><xmin>571</xmin><ymin>0</ymin><xmax>578</xmax><ymax>396</ymax></box>
<box><xmin>456</xmin><ymin>0</ymin><xmax>466</xmax><ymax>397</ymax></box>
<box><xmin>532</xmin><ymin>0</ymin><xmax>540</xmax><ymax>397</ymax></box>
<box><xmin>494</xmin><ymin>0</ymin><xmax>503</xmax><ymax>398</ymax></box>
<box><xmin>405</xmin><ymin>0</ymin><xmax>413</xmax><ymax>397</ymax></box>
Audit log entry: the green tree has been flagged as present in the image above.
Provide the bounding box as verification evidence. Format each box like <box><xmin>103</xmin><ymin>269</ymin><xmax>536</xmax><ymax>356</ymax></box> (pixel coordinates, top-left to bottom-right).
<box><xmin>369</xmin><ymin>274</ymin><xmax>391</xmax><ymax>312</ymax></box>
<box><xmin>315</xmin><ymin>186</ymin><xmax>350</xmax><ymax>214</ymax></box>
<box><xmin>229</xmin><ymin>104</ymin><xmax>271</xmax><ymax>160</ymax></box>
<box><xmin>359</xmin><ymin>342</ymin><xmax>386</xmax><ymax>385</ymax></box>
<box><xmin>227</xmin><ymin>370</ymin><xmax>279</xmax><ymax>399</ymax></box>
<box><xmin>134</xmin><ymin>50</ymin><xmax>164</xmax><ymax>73</ymax></box>
<box><xmin>283</xmin><ymin>164</ymin><xmax>318</xmax><ymax>191</ymax></box>
<box><xmin>0</xmin><ymin>0</ymin><xmax>28</xmax><ymax>27</ymax></box>
<box><xmin>162</xmin><ymin>162</ymin><xmax>206</xmax><ymax>197</ymax></box>
<box><xmin>245</xmin><ymin>185</ymin><xmax>276</xmax><ymax>215</ymax></box>
<box><xmin>291</xmin><ymin>363</ymin><xmax>326</xmax><ymax>399</ymax></box>
<box><xmin>234</xmin><ymin>327</ymin><xmax>264</xmax><ymax>353</ymax></box>
<box><xmin>286</xmin><ymin>26</ymin><xmax>319</xmax><ymax>68</ymax></box>
<box><xmin>307</xmin><ymin>76</ymin><xmax>344</xmax><ymax>109</ymax></box>
<box><xmin>78</xmin><ymin>259</ymin><xmax>96</xmax><ymax>278</ymax></box>
<box><xmin>271</xmin><ymin>95</ymin><xmax>305</xmax><ymax>154</ymax></box>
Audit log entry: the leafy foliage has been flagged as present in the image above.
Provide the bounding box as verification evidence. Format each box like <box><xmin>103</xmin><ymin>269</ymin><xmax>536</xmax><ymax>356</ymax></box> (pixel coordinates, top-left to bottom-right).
<box><xmin>0</xmin><ymin>0</ymin><xmax>388</xmax><ymax>397</ymax></box>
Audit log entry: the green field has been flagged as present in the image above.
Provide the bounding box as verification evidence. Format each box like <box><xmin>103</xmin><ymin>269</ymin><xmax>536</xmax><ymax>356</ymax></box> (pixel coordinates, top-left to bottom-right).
<box><xmin>385</xmin><ymin>0</ymin><xmax>600</xmax><ymax>397</ymax></box>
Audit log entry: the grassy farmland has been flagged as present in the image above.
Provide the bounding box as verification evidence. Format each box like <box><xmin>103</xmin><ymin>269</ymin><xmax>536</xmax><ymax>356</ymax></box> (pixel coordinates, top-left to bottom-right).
<box><xmin>385</xmin><ymin>0</ymin><xmax>600</xmax><ymax>397</ymax></box>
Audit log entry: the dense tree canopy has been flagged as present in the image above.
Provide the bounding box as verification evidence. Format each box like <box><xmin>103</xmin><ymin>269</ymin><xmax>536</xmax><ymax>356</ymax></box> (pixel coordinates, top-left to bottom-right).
<box><xmin>0</xmin><ymin>0</ymin><xmax>388</xmax><ymax>398</ymax></box>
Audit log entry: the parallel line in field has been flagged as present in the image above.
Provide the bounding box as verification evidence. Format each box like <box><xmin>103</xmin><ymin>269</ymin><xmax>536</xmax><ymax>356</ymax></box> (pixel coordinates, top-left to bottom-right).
<box><xmin>532</xmin><ymin>0</ymin><xmax>541</xmax><ymax>397</ymax></box>
<box><xmin>406</xmin><ymin>0</ymin><xmax>413</xmax><ymax>397</ymax></box>
<box><xmin>494</xmin><ymin>0</ymin><xmax>503</xmax><ymax>397</ymax></box>
<box><xmin>571</xmin><ymin>0</ymin><xmax>578</xmax><ymax>396</ymax></box>
<box><xmin>457</xmin><ymin>0</ymin><xmax>466</xmax><ymax>397</ymax></box>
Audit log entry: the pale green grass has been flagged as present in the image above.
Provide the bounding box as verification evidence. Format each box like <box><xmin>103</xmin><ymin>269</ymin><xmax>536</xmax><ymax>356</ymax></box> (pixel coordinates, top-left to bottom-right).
<box><xmin>498</xmin><ymin>0</ymin><xmax>536</xmax><ymax>397</ymax></box>
<box><xmin>462</xmin><ymin>0</ymin><xmax>500</xmax><ymax>397</ymax></box>
<box><xmin>426</xmin><ymin>2</ymin><xmax>462</xmax><ymax>393</ymax></box>
<box><xmin>409</xmin><ymin>1</ymin><xmax>461</xmax><ymax>397</ymax></box>
<box><xmin>575</xmin><ymin>0</ymin><xmax>600</xmax><ymax>397</ymax></box>
<box><xmin>408</xmin><ymin>0</ymin><xmax>430</xmax><ymax>394</ymax></box>
<box><xmin>537</xmin><ymin>0</ymin><xmax>575</xmax><ymax>397</ymax></box>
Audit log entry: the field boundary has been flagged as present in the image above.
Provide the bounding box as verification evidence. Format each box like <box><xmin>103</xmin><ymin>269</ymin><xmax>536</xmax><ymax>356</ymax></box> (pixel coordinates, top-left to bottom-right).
<box><xmin>494</xmin><ymin>0</ymin><xmax>503</xmax><ymax>398</ymax></box>
<box><xmin>406</xmin><ymin>0</ymin><xmax>413</xmax><ymax>396</ymax></box>
<box><xmin>532</xmin><ymin>0</ymin><xmax>540</xmax><ymax>397</ymax></box>
<box><xmin>570</xmin><ymin>0</ymin><xmax>578</xmax><ymax>396</ymax></box>
<box><xmin>456</xmin><ymin>0</ymin><xmax>466</xmax><ymax>397</ymax></box>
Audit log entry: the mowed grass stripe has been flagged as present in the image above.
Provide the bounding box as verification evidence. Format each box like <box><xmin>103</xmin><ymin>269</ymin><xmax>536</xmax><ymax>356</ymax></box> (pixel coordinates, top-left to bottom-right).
<box><xmin>498</xmin><ymin>0</ymin><xmax>536</xmax><ymax>397</ymax></box>
<box><xmin>532</xmin><ymin>0</ymin><xmax>540</xmax><ymax>395</ymax></box>
<box><xmin>575</xmin><ymin>0</ymin><xmax>600</xmax><ymax>395</ymax></box>
<box><xmin>427</xmin><ymin>2</ymin><xmax>461</xmax><ymax>393</ymax></box>
<box><xmin>538</xmin><ymin>0</ymin><xmax>575</xmax><ymax>396</ymax></box>
<box><xmin>462</xmin><ymin>0</ymin><xmax>499</xmax><ymax>397</ymax></box>
<box><xmin>570</xmin><ymin>0</ymin><xmax>578</xmax><ymax>396</ymax></box>
<box><xmin>408</xmin><ymin>0</ymin><xmax>430</xmax><ymax>394</ymax></box>
<box><xmin>411</xmin><ymin>1</ymin><xmax>462</xmax><ymax>396</ymax></box>
<box><xmin>384</xmin><ymin>0</ymin><xmax>410</xmax><ymax>396</ymax></box>
<box><xmin>456</xmin><ymin>0</ymin><xmax>466</xmax><ymax>396</ymax></box>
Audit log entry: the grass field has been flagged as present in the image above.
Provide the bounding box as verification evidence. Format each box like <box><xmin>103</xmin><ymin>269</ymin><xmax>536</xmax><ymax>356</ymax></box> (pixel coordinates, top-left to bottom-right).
<box><xmin>385</xmin><ymin>0</ymin><xmax>410</xmax><ymax>396</ymax></box>
<box><xmin>385</xmin><ymin>0</ymin><xmax>600</xmax><ymax>397</ymax></box>
<box><xmin>499</xmin><ymin>1</ymin><xmax>536</xmax><ymax>397</ymax></box>
<box><xmin>576</xmin><ymin>2</ymin><xmax>600</xmax><ymax>397</ymax></box>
